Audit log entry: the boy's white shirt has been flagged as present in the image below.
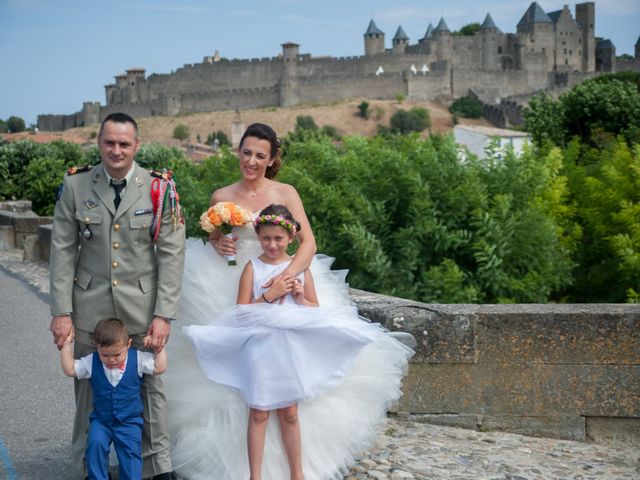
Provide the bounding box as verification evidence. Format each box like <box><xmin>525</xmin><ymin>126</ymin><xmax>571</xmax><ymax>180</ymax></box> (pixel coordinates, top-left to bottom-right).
<box><xmin>74</xmin><ymin>350</ymin><xmax>155</xmax><ymax>387</ymax></box>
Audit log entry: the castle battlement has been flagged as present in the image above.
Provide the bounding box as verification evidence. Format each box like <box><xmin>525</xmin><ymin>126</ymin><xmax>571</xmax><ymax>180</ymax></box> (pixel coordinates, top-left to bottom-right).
<box><xmin>38</xmin><ymin>1</ymin><xmax>638</xmax><ymax>131</ymax></box>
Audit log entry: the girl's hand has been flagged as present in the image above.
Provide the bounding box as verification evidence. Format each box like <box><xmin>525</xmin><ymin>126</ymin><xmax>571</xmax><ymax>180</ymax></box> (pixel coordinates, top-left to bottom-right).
<box><xmin>210</xmin><ymin>235</ymin><xmax>238</xmax><ymax>258</ymax></box>
<box><xmin>291</xmin><ymin>279</ymin><xmax>305</xmax><ymax>305</ymax></box>
<box><xmin>265</xmin><ymin>275</ymin><xmax>294</xmax><ymax>303</ymax></box>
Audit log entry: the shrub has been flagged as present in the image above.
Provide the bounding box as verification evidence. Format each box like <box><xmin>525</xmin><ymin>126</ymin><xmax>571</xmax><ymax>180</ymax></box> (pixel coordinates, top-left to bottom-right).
<box><xmin>449</xmin><ymin>96</ymin><xmax>484</xmax><ymax>119</ymax></box>
<box><xmin>206</xmin><ymin>130</ymin><xmax>230</xmax><ymax>147</ymax></box>
<box><xmin>357</xmin><ymin>101</ymin><xmax>370</xmax><ymax>119</ymax></box>
<box><xmin>390</xmin><ymin>107</ymin><xmax>431</xmax><ymax>134</ymax></box>
<box><xmin>7</xmin><ymin>116</ymin><xmax>26</xmax><ymax>133</ymax></box>
<box><xmin>173</xmin><ymin>124</ymin><xmax>189</xmax><ymax>142</ymax></box>
<box><xmin>295</xmin><ymin>115</ymin><xmax>318</xmax><ymax>131</ymax></box>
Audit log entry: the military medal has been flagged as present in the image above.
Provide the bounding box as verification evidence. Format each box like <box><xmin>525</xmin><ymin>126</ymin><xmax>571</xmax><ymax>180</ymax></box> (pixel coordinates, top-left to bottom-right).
<box><xmin>85</xmin><ymin>199</ymin><xmax>98</xmax><ymax>209</ymax></box>
<box><xmin>82</xmin><ymin>226</ymin><xmax>93</xmax><ymax>240</ymax></box>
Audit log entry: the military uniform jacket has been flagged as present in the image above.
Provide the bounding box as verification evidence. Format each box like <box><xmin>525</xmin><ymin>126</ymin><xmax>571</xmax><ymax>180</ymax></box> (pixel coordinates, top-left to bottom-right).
<box><xmin>49</xmin><ymin>163</ymin><xmax>185</xmax><ymax>334</ymax></box>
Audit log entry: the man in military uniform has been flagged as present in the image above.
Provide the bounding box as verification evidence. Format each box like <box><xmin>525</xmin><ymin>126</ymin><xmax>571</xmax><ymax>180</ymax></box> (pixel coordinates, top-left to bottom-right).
<box><xmin>49</xmin><ymin>112</ymin><xmax>185</xmax><ymax>480</ymax></box>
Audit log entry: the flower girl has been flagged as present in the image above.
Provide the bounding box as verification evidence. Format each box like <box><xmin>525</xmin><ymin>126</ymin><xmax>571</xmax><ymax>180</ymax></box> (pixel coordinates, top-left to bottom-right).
<box><xmin>179</xmin><ymin>204</ymin><xmax>414</xmax><ymax>480</ymax></box>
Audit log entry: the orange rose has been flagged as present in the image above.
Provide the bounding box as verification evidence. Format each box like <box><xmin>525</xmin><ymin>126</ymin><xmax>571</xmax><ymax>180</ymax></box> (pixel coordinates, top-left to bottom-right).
<box><xmin>207</xmin><ymin>209</ymin><xmax>222</xmax><ymax>226</ymax></box>
<box><xmin>229</xmin><ymin>207</ymin><xmax>246</xmax><ymax>226</ymax></box>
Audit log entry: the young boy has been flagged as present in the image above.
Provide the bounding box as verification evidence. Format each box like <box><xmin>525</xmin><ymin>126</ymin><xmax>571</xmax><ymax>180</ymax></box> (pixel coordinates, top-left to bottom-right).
<box><xmin>60</xmin><ymin>318</ymin><xmax>167</xmax><ymax>480</ymax></box>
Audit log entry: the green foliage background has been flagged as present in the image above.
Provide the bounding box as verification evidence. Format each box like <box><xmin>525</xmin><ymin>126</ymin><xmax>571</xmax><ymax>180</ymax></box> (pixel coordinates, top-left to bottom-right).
<box><xmin>2</xmin><ymin>73</ymin><xmax>640</xmax><ymax>303</ymax></box>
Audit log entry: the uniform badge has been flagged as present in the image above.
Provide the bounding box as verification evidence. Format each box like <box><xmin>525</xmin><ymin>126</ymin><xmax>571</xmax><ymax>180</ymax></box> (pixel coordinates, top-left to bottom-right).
<box><xmin>135</xmin><ymin>176</ymin><xmax>143</xmax><ymax>186</ymax></box>
<box><xmin>82</xmin><ymin>226</ymin><xmax>93</xmax><ymax>240</ymax></box>
<box><xmin>135</xmin><ymin>208</ymin><xmax>153</xmax><ymax>216</ymax></box>
<box><xmin>85</xmin><ymin>199</ymin><xmax>98</xmax><ymax>209</ymax></box>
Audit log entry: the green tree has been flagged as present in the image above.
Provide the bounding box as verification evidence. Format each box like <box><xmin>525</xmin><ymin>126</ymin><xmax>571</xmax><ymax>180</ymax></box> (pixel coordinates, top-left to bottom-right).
<box><xmin>206</xmin><ymin>130</ymin><xmax>230</xmax><ymax>147</ymax></box>
<box><xmin>0</xmin><ymin>119</ymin><xmax>7</xmax><ymax>133</ymax></box>
<box><xmin>561</xmin><ymin>79</ymin><xmax>640</xmax><ymax>142</ymax></box>
<box><xmin>173</xmin><ymin>124</ymin><xmax>190</xmax><ymax>143</ymax></box>
<box><xmin>449</xmin><ymin>96</ymin><xmax>484</xmax><ymax>119</ymax></box>
<box><xmin>295</xmin><ymin>115</ymin><xmax>318</xmax><ymax>132</ymax></box>
<box><xmin>453</xmin><ymin>23</ymin><xmax>481</xmax><ymax>36</ymax></box>
<box><xmin>524</xmin><ymin>76</ymin><xmax>640</xmax><ymax>147</ymax></box>
<box><xmin>7</xmin><ymin>116</ymin><xmax>26</xmax><ymax>133</ymax></box>
<box><xmin>564</xmin><ymin>139</ymin><xmax>640</xmax><ymax>302</ymax></box>
<box><xmin>357</xmin><ymin>101</ymin><xmax>370</xmax><ymax>119</ymax></box>
<box><xmin>523</xmin><ymin>92</ymin><xmax>565</xmax><ymax>145</ymax></box>
<box><xmin>390</xmin><ymin>108</ymin><xmax>431</xmax><ymax>134</ymax></box>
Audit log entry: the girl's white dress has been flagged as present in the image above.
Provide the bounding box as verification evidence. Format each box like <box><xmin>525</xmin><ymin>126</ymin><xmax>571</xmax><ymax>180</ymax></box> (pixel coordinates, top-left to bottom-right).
<box><xmin>164</xmin><ymin>222</ymin><xmax>413</xmax><ymax>480</ymax></box>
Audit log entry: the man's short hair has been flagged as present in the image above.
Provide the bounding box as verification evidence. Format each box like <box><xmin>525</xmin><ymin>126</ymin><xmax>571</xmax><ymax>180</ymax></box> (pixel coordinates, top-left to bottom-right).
<box><xmin>98</xmin><ymin>112</ymin><xmax>139</xmax><ymax>139</ymax></box>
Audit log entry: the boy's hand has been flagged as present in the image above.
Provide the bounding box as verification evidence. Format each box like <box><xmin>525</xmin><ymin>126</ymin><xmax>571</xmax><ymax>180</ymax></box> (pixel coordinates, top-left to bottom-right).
<box><xmin>63</xmin><ymin>329</ymin><xmax>75</xmax><ymax>346</ymax></box>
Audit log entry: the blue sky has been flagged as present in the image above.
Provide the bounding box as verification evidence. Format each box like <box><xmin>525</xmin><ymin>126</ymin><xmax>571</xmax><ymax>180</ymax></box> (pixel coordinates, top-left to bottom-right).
<box><xmin>1</xmin><ymin>0</ymin><xmax>638</xmax><ymax>125</ymax></box>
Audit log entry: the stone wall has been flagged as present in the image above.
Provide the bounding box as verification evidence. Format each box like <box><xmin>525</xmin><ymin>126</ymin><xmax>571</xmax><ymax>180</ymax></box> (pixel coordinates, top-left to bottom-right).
<box><xmin>351</xmin><ymin>289</ymin><xmax>640</xmax><ymax>441</ymax></box>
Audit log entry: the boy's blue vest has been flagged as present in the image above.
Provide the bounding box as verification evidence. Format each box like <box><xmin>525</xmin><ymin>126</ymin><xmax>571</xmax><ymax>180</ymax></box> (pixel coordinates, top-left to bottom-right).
<box><xmin>90</xmin><ymin>348</ymin><xmax>143</xmax><ymax>424</ymax></box>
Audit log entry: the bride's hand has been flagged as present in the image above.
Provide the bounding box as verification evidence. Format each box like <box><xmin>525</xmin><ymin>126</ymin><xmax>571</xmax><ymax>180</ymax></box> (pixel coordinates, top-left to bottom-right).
<box><xmin>210</xmin><ymin>235</ymin><xmax>238</xmax><ymax>257</ymax></box>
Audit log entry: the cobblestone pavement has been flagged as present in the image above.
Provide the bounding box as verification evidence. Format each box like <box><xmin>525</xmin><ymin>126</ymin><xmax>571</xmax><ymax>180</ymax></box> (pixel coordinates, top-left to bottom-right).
<box><xmin>3</xmin><ymin>249</ymin><xmax>639</xmax><ymax>480</ymax></box>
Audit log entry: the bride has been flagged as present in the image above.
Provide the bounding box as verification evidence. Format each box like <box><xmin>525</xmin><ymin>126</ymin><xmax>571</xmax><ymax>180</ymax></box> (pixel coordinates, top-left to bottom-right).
<box><xmin>163</xmin><ymin>123</ymin><xmax>413</xmax><ymax>479</ymax></box>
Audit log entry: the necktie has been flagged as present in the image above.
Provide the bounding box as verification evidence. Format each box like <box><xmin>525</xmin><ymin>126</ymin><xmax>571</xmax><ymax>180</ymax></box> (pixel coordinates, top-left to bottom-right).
<box><xmin>110</xmin><ymin>179</ymin><xmax>126</xmax><ymax>210</ymax></box>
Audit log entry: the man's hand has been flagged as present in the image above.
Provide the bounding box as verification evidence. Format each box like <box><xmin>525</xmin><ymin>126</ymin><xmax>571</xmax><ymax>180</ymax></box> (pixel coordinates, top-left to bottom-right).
<box><xmin>145</xmin><ymin>316</ymin><xmax>171</xmax><ymax>352</ymax></box>
<box><xmin>50</xmin><ymin>315</ymin><xmax>73</xmax><ymax>351</ymax></box>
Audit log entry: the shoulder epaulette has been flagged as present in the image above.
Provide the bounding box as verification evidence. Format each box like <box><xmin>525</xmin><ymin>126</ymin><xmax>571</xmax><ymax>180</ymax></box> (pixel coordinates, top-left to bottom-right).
<box><xmin>66</xmin><ymin>165</ymin><xmax>93</xmax><ymax>176</ymax></box>
<box><xmin>149</xmin><ymin>169</ymin><xmax>174</xmax><ymax>181</ymax></box>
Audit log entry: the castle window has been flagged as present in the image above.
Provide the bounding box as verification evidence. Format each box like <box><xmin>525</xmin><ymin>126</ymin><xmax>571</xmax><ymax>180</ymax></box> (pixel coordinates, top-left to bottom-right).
<box><xmin>498</xmin><ymin>46</ymin><xmax>502</xmax><ymax>54</ymax></box>
<box><xmin>570</xmin><ymin>50</ymin><xmax>572</xmax><ymax>55</ymax></box>
<box><xmin>565</xmin><ymin>59</ymin><xmax>568</xmax><ymax>65</ymax></box>
<box><xmin>579</xmin><ymin>38</ymin><xmax>582</xmax><ymax>44</ymax></box>
<box><xmin>131</xmin><ymin>82</ymin><xmax>135</xmax><ymax>86</ymax></box>
<box><xmin>564</xmin><ymin>48</ymin><xmax>567</xmax><ymax>54</ymax></box>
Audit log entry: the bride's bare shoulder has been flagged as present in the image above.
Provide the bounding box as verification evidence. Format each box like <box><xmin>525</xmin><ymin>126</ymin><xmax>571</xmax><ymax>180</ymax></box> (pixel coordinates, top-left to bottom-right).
<box><xmin>211</xmin><ymin>183</ymin><xmax>241</xmax><ymax>203</ymax></box>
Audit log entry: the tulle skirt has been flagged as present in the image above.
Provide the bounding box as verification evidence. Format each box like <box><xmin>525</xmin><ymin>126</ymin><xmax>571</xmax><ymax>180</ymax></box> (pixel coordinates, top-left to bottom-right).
<box><xmin>164</xmin><ymin>239</ymin><xmax>413</xmax><ymax>480</ymax></box>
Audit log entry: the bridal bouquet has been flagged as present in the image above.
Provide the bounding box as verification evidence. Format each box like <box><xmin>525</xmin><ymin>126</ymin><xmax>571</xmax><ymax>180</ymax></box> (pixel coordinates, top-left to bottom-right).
<box><xmin>199</xmin><ymin>202</ymin><xmax>253</xmax><ymax>265</ymax></box>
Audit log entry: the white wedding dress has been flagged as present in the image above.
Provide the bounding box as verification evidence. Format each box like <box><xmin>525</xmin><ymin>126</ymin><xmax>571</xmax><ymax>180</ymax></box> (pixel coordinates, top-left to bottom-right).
<box><xmin>164</xmin><ymin>222</ymin><xmax>413</xmax><ymax>480</ymax></box>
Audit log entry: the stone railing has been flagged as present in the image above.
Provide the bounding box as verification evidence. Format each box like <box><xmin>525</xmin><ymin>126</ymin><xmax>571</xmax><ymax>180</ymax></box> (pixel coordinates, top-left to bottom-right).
<box><xmin>2</xmin><ymin>201</ymin><xmax>638</xmax><ymax>442</ymax></box>
<box><xmin>351</xmin><ymin>289</ymin><xmax>640</xmax><ymax>442</ymax></box>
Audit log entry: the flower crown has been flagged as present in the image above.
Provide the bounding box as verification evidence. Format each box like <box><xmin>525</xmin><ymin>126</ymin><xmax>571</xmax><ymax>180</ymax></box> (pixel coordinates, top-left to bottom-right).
<box><xmin>254</xmin><ymin>214</ymin><xmax>297</xmax><ymax>235</ymax></box>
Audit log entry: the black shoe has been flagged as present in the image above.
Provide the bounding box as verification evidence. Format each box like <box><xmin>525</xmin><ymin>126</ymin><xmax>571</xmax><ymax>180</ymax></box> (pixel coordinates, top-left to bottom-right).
<box><xmin>152</xmin><ymin>472</ymin><xmax>177</xmax><ymax>480</ymax></box>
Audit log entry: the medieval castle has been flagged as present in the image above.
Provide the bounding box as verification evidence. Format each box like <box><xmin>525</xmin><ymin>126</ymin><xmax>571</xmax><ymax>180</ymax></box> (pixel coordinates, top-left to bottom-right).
<box><xmin>38</xmin><ymin>1</ymin><xmax>640</xmax><ymax>131</ymax></box>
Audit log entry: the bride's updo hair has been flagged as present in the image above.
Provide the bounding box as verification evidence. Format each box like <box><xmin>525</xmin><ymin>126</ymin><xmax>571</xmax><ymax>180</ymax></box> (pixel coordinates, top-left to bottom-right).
<box><xmin>254</xmin><ymin>204</ymin><xmax>301</xmax><ymax>235</ymax></box>
<box><xmin>239</xmin><ymin>123</ymin><xmax>283</xmax><ymax>179</ymax></box>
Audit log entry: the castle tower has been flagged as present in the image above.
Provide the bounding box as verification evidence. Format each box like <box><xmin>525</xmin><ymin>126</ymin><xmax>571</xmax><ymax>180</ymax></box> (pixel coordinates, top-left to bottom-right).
<box><xmin>432</xmin><ymin>18</ymin><xmax>451</xmax><ymax>63</ymax></box>
<box><xmin>104</xmin><ymin>84</ymin><xmax>116</xmax><ymax>106</ymax></box>
<box><xmin>282</xmin><ymin>42</ymin><xmax>300</xmax><ymax>63</ymax></box>
<box><xmin>480</xmin><ymin>13</ymin><xmax>501</xmax><ymax>70</ymax></box>
<box><xmin>517</xmin><ymin>2</ymin><xmax>555</xmax><ymax>71</ymax></box>
<box><xmin>575</xmin><ymin>2</ymin><xmax>595</xmax><ymax>72</ymax></box>
<box><xmin>392</xmin><ymin>26</ymin><xmax>409</xmax><ymax>54</ymax></box>
<box><xmin>595</xmin><ymin>38</ymin><xmax>616</xmax><ymax>72</ymax></box>
<box><xmin>419</xmin><ymin>23</ymin><xmax>434</xmax><ymax>44</ymax></box>
<box><xmin>636</xmin><ymin>35</ymin><xmax>640</xmax><ymax>59</ymax></box>
<box><xmin>364</xmin><ymin>20</ymin><xmax>385</xmax><ymax>56</ymax></box>
<box><xmin>125</xmin><ymin>68</ymin><xmax>146</xmax><ymax>103</ymax></box>
<box><xmin>280</xmin><ymin>43</ymin><xmax>299</xmax><ymax>107</ymax></box>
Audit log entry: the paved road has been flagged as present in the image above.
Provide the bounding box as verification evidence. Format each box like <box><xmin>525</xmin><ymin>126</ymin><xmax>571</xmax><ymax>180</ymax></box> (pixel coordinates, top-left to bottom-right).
<box><xmin>0</xmin><ymin>267</ymin><xmax>75</xmax><ymax>479</ymax></box>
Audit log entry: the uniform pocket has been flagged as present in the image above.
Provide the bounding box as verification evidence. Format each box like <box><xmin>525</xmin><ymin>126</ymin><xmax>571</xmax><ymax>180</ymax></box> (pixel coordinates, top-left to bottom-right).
<box><xmin>74</xmin><ymin>270</ymin><xmax>93</xmax><ymax>290</ymax></box>
<box><xmin>138</xmin><ymin>274</ymin><xmax>157</xmax><ymax>293</ymax></box>
<box><xmin>130</xmin><ymin>217</ymin><xmax>152</xmax><ymax>246</ymax></box>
